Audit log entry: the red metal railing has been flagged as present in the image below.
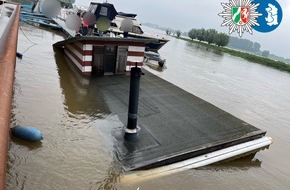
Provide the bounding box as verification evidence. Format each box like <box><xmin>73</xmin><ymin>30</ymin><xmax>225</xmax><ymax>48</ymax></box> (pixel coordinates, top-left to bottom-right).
<box><xmin>0</xmin><ymin>2</ymin><xmax>20</xmax><ymax>189</ymax></box>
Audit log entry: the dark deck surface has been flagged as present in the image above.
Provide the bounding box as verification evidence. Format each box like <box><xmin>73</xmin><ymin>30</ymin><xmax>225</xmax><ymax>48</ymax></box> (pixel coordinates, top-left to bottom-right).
<box><xmin>56</xmin><ymin>54</ymin><xmax>267</xmax><ymax>172</ymax></box>
<box><xmin>88</xmin><ymin>69</ymin><xmax>265</xmax><ymax>171</ymax></box>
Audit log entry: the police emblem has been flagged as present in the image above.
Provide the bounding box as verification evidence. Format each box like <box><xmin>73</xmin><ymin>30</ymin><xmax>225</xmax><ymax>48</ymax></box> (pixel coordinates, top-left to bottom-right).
<box><xmin>218</xmin><ymin>0</ymin><xmax>262</xmax><ymax>37</ymax></box>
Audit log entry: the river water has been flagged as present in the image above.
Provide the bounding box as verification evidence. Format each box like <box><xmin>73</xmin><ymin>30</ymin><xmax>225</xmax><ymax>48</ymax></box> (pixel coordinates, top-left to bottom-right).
<box><xmin>7</xmin><ymin>23</ymin><xmax>290</xmax><ymax>190</ymax></box>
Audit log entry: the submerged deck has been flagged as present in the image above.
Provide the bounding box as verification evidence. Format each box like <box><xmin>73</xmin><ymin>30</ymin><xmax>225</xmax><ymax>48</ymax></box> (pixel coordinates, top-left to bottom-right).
<box><xmin>55</xmin><ymin>47</ymin><xmax>269</xmax><ymax>172</ymax></box>
<box><xmin>90</xmin><ymin>69</ymin><xmax>267</xmax><ymax>171</ymax></box>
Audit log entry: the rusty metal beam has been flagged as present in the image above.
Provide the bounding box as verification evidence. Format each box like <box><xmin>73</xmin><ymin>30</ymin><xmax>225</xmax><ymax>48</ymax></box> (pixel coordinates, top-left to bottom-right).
<box><xmin>0</xmin><ymin>3</ymin><xmax>20</xmax><ymax>190</ymax></box>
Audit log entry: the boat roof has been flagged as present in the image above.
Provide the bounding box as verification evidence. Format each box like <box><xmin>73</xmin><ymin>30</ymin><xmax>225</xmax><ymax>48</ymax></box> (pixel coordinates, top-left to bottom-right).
<box><xmin>88</xmin><ymin>2</ymin><xmax>118</xmax><ymax>20</ymax></box>
<box><xmin>117</xmin><ymin>12</ymin><xmax>137</xmax><ymax>18</ymax></box>
<box><xmin>53</xmin><ymin>36</ymin><xmax>158</xmax><ymax>48</ymax></box>
<box><xmin>88</xmin><ymin>2</ymin><xmax>138</xmax><ymax>21</ymax></box>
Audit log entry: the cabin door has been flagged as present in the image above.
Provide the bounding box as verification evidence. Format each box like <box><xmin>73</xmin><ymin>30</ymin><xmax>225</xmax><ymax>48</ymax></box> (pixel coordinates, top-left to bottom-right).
<box><xmin>116</xmin><ymin>46</ymin><xmax>128</xmax><ymax>74</ymax></box>
<box><xmin>104</xmin><ymin>46</ymin><xmax>116</xmax><ymax>75</ymax></box>
<box><xmin>92</xmin><ymin>46</ymin><xmax>104</xmax><ymax>76</ymax></box>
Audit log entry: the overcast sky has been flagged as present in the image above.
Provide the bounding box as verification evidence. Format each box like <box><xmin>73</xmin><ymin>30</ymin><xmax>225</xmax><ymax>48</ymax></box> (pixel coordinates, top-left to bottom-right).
<box><xmin>75</xmin><ymin>0</ymin><xmax>290</xmax><ymax>58</ymax></box>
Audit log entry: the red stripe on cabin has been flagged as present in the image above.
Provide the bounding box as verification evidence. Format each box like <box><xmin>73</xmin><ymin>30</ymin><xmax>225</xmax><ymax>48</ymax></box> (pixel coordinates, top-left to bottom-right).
<box><xmin>76</xmin><ymin>43</ymin><xmax>93</xmax><ymax>56</ymax></box>
<box><xmin>83</xmin><ymin>61</ymin><xmax>92</xmax><ymax>66</ymax></box>
<box><xmin>64</xmin><ymin>54</ymin><xmax>92</xmax><ymax>76</ymax></box>
<box><xmin>82</xmin><ymin>71</ymin><xmax>91</xmax><ymax>75</ymax></box>
<box><xmin>127</xmin><ymin>51</ymin><xmax>144</xmax><ymax>57</ymax></box>
<box><xmin>70</xmin><ymin>43</ymin><xmax>83</xmax><ymax>54</ymax></box>
<box><xmin>65</xmin><ymin>46</ymin><xmax>84</xmax><ymax>66</ymax></box>
<box><xmin>69</xmin><ymin>43</ymin><xmax>93</xmax><ymax>56</ymax></box>
<box><xmin>83</xmin><ymin>50</ymin><xmax>93</xmax><ymax>56</ymax></box>
<box><xmin>126</xmin><ymin>62</ymin><xmax>143</xmax><ymax>66</ymax></box>
<box><xmin>65</xmin><ymin>45</ymin><xmax>92</xmax><ymax>67</ymax></box>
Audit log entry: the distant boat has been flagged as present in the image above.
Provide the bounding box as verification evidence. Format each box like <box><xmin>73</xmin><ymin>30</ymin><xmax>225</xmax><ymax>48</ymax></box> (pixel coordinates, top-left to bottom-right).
<box><xmin>20</xmin><ymin>11</ymin><xmax>62</xmax><ymax>29</ymax></box>
<box><xmin>20</xmin><ymin>0</ymin><xmax>75</xmax><ymax>30</ymax></box>
<box><xmin>109</xmin><ymin>14</ymin><xmax>168</xmax><ymax>52</ymax></box>
<box><xmin>144</xmin><ymin>51</ymin><xmax>166</xmax><ymax>67</ymax></box>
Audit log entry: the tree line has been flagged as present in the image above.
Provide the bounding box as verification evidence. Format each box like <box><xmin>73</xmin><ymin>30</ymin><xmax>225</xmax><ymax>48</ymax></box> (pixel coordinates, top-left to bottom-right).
<box><xmin>166</xmin><ymin>29</ymin><xmax>186</xmax><ymax>37</ymax></box>
<box><xmin>227</xmin><ymin>37</ymin><xmax>273</xmax><ymax>58</ymax></box>
<box><xmin>228</xmin><ymin>37</ymin><xmax>261</xmax><ymax>52</ymax></box>
<box><xmin>188</xmin><ymin>28</ymin><xmax>229</xmax><ymax>47</ymax></box>
<box><xmin>165</xmin><ymin>26</ymin><xmax>289</xmax><ymax>63</ymax></box>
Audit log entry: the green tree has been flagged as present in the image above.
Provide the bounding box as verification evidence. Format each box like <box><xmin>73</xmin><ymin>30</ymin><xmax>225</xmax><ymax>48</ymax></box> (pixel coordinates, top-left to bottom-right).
<box><xmin>262</xmin><ymin>50</ymin><xmax>270</xmax><ymax>58</ymax></box>
<box><xmin>196</xmin><ymin>28</ymin><xmax>206</xmax><ymax>42</ymax></box>
<box><xmin>253</xmin><ymin>42</ymin><xmax>261</xmax><ymax>52</ymax></box>
<box><xmin>214</xmin><ymin>33</ymin><xmax>230</xmax><ymax>47</ymax></box>
<box><xmin>188</xmin><ymin>28</ymin><xmax>198</xmax><ymax>41</ymax></box>
<box><xmin>176</xmin><ymin>30</ymin><xmax>181</xmax><ymax>38</ymax></box>
<box><xmin>228</xmin><ymin>37</ymin><xmax>261</xmax><ymax>52</ymax></box>
<box><xmin>166</xmin><ymin>29</ymin><xmax>171</xmax><ymax>35</ymax></box>
<box><xmin>204</xmin><ymin>29</ymin><xmax>218</xmax><ymax>44</ymax></box>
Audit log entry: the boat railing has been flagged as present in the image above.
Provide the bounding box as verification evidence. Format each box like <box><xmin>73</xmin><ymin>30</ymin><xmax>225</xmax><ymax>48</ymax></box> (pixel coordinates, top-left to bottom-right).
<box><xmin>57</xmin><ymin>8</ymin><xmax>76</xmax><ymax>21</ymax></box>
<box><xmin>0</xmin><ymin>1</ymin><xmax>20</xmax><ymax>189</ymax></box>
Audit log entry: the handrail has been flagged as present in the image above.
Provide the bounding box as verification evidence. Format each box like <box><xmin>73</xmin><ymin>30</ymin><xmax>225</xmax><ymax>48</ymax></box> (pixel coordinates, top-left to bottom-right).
<box><xmin>0</xmin><ymin>2</ymin><xmax>20</xmax><ymax>189</ymax></box>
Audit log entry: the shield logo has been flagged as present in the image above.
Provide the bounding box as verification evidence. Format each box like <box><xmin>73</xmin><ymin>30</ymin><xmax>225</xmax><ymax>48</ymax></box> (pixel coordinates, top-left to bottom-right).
<box><xmin>232</xmin><ymin>7</ymin><xmax>250</xmax><ymax>25</ymax></box>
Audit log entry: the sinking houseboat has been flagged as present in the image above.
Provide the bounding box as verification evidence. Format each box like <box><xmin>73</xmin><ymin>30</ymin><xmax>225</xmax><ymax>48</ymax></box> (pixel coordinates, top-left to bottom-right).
<box><xmin>53</xmin><ymin>1</ymin><xmax>272</xmax><ymax>177</ymax></box>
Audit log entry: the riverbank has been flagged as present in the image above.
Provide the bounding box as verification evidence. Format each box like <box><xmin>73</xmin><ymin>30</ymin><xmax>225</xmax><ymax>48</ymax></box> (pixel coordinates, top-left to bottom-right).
<box><xmin>177</xmin><ymin>36</ymin><xmax>290</xmax><ymax>74</ymax></box>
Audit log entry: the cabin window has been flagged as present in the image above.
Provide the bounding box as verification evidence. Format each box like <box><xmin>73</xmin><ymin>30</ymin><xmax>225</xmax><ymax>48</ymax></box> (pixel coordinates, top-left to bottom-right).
<box><xmin>60</xmin><ymin>2</ymin><xmax>73</xmax><ymax>9</ymax></box>
<box><xmin>110</xmin><ymin>22</ymin><xmax>118</xmax><ymax>27</ymax></box>
<box><xmin>100</xmin><ymin>7</ymin><xmax>108</xmax><ymax>16</ymax></box>
<box><xmin>132</xmin><ymin>26</ymin><xmax>143</xmax><ymax>34</ymax></box>
<box><xmin>105</xmin><ymin>46</ymin><xmax>115</xmax><ymax>53</ymax></box>
<box><xmin>88</xmin><ymin>5</ymin><xmax>98</xmax><ymax>13</ymax></box>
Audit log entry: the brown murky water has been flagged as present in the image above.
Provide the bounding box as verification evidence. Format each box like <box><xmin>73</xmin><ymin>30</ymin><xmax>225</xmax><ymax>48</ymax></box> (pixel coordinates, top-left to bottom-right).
<box><xmin>7</xmin><ymin>23</ymin><xmax>290</xmax><ymax>190</ymax></box>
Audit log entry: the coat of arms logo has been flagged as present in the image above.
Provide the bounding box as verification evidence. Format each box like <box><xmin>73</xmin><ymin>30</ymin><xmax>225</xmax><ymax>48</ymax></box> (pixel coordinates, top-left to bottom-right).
<box><xmin>218</xmin><ymin>0</ymin><xmax>262</xmax><ymax>37</ymax></box>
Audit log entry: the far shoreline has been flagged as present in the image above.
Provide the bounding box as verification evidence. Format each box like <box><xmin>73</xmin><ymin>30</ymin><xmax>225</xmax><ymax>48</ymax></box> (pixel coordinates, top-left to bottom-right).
<box><xmin>175</xmin><ymin>36</ymin><xmax>290</xmax><ymax>74</ymax></box>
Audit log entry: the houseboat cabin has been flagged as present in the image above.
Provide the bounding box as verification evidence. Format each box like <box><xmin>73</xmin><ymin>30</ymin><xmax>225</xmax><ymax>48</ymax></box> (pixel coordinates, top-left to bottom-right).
<box><xmin>53</xmin><ymin>36</ymin><xmax>156</xmax><ymax>76</ymax></box>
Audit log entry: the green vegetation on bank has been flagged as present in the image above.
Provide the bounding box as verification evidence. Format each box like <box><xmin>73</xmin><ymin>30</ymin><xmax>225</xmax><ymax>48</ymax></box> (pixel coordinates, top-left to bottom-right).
<box><xmin>177</xmin><ymin>36</ymin><xmax>290</xmax><ymax>74</ymax></box>
<box><xmin>188</xmin><ymin>28</ymin><xmax>229</xmax><ymax>47</ymax></box>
